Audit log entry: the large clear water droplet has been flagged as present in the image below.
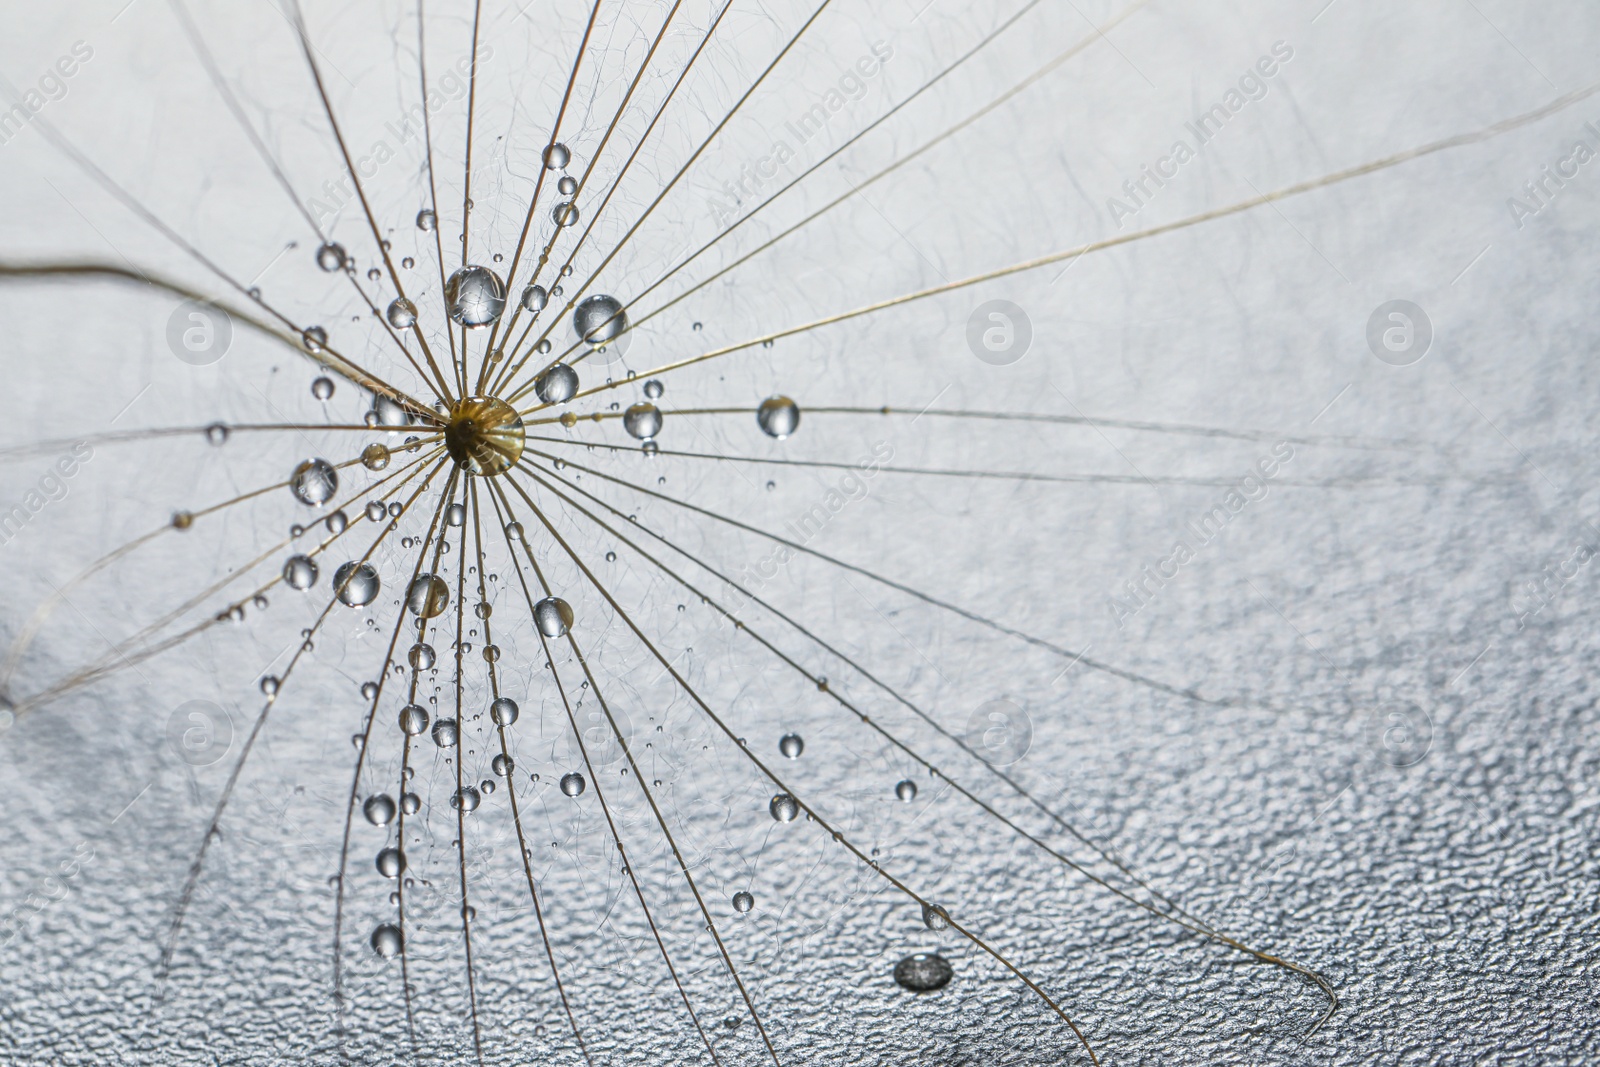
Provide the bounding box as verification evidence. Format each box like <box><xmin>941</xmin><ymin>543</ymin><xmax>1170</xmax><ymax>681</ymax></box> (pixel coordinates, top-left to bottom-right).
<box><xmin>311</xmin><ymin>377</ymin><xmax>335</xmax><ymax>400</ymax></box>
<box><xmin>573</xmin><ymin>294</ymin><xmax>627</xmax><ymax>345</ymax></box>
<box><xmin>283</xmin><ymin>554</ymin><xmax>318</xmax><ymax>590</ymax></box>
<box><xmin>732</xmin><ymin>890</ymin><xmax>754</xmax><ymax>914</ymax></box>
<box><xmin>290</xmin><ymin>459</ymin><xmax>338</xmax><ymax>505</ymax></box>
<box><xmin>408</xmin><ymin>643</ymin><xmax>435</xmax><ymax>670</ymax></box>
<box><xmin>445</xmin><ymin>265</ymin><xmax>507</xmax><ymax>329</ymax></box>
<box><xmin>416</xmin><ymin>208</ymin><xmax>437</xmax><ymax>231</ymax></box>
<box><xmin>446</xmin><ymin>503</ymin><xmax>466</xmax><ymax>527</ymax></box>
<box><xmin>520</xmin><ymin>284</ymin><xmax>548</xmax><ymax>313</ymax></box>
<box><xmin>363</xmin><ymin>794</ymin><xmax>396</xmax><ymax>826</ymax></box>
<box><xmin>406</xmin><ymin>574</ymin><xmax>449</xmax><ymax>618</ymax></box>
<box><xmin>623</xmin><ymin>403</ymin><xmax>662</xmax><ymax>441</ymax></box>
<box><xmin>400</xmin><ymin>792</ymin><xmax>421</xmax><ymax>815</ymax></box>
<box><xmin>768</xmin><ymin>794</ymin><xmax>799</xmax><ymax>822</ymax></box>
<box><xmin>535</xmin><ymin>363</ymin><xmax>578</xmax><ymax>405</ymax></box>
<box><xmin>333</xmin><ymin>562</ymin><xmax>380</xmax><ymax>607</ymax></box>
<box><xmin>451</xmin><ymin>786</ymin><xmax>481</xmax><ymax>811</ymax></box>
<box><xmin>895</xmin><ymin>779</ymin><xmax>918</xmax><ymax>802</ymax></box>
<box><xmin>376</xmin><ymin>847</ymin><xmax>406</xmax><ymax>878</ymax></box>
<box><xmin>558</xmin><ymin>175</ymin><xmax>578</xmax><ymax>195</ymax></box>
<box><xmin>550</xmin><ymin>201</ymin><xmax>579</xmax><ymax>227</ymax></box>
<box><xmin>316</xmin><ymin>242</ymin><xmax>347</xmax><ymax>272</ymax></box>
<box><xmin>371</xmin><ymin>923</ymin><xmax>403</xmax><ymax>958</ymax></box>
<box><xmin>491</xmin><ymin>697</ymin><xmax>519</xmax><ymax>726</ymax></box>
<box><xmin>922</xmin><ymin>902</ymin><xmax>950</xmax><ymax>932</ymax></box>
<box><xmin>431</xmin><ymin>717</ymin><xmax>459</xmax><ymax>748</ymax></box>
<box><xmin>361</xmin><ymin>443</ymin><xmax>391</xmax><ymax>471</ymax></box>
<box><xmin>534</xmin><ymin>596</ymin><xmax>573</xmax><ymax>637</ymax></box>
<box><xmin>560</xmin><ymin>772</ymin><xmax>586</xmax><ymax>797</ymax></box>
<box><xmin>757</xmin><ymin>396</ymin><xmax>801</xmax><ymax>439</ymax></box>
<box><xmin>386</xmin><ymin>298</ymin><xmax>417</xmax><ymax>329</ymax></box>
<box><xmin>779</xmin><ymin>733</ymin><xmax>804</xmax><ymax>759</ymax></box>
<box><xmin>893</xmin><ymin>952</ymin><xmax>953</xmax><ymax>992</ymax></box>
<box><xmin>399</xmin><ymin>704</ymin><xmax>429</xmax><ymax>736</ymax></box>
<box><xmin>543</xmin><ymin>142</ymin><xmax>570</xmax><ymax>169</ymax></box>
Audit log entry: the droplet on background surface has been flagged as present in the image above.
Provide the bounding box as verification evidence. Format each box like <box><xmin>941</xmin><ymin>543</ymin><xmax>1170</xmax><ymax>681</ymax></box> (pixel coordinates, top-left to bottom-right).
<box><xmin>895</xmin><ymin>779</ymin><xmax>918</xmax><ymax>802</ymax></box>
<box><xmin>376</xmin><ymin>848</ymin><xmax>405</xmax><ymax>878</ymax></box>
<box><xmin>769</xmin><ymin>794</ymin><xmax>799</xmax><ymax>822</ymax></box>
<box><xmin>415</xmin><ymin>208</ymin><xmax>436</xmax><ymax>231</ymax></box>
<box><xmin>520</xmin><ymin>284</ymin><xmax>548</xmax><ymax>313</ymax></box>
<box><xmin>370</xmin><ymin>924</ymin><xmax>403</xmax><ymax>958</ymax></box>
<box><xmin>779</xmin><ymin>734</ymin><xmax>804</xmax><ymax>759</ymax></box>
<box><xmin>733</xmin><ymin>891</ymin><xmax>755</xmax><ymax>914</ymax></box>
<box><xmin>283</xmin><ymin>555</ymin><xmax>318</xmax><ymax>590</ymax></box>
<box><xmin>315</xmin><ymin>242</ymin><xmax>346</xmax><ymax>272</ymax></box>
<box><xmin>560</xmin><ymin>772</ymin><xmax>586</xmax><ymax>797</ymax></box>
<box><xmin>893</xmin><ymin>953</ymin><xmax>953</xmax><ymax>992</ymax></box>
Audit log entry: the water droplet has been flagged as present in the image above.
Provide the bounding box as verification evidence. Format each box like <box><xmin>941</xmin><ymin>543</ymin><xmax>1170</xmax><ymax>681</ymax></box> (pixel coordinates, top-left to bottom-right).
<box><xmin>757</xmin><ymin>396</ymin><xmax>801</xmax><ymax>439</ymax></box>
<box><xmin>574</xmin><ymin>294</ymin><xmax>627</xmax><ymax>345</ymax></box>
<box><xmin>623</xmin><ymin>403</ymin><xmax>662</xmax><ymax>441</ymax></box>
<box><xmin>558</xmin><ymin>175</ymin><xmax>577</xmax><ymax>195</ymax></box>
<box><xmin>535</xmin><ymin>363</ymin><xmax>578</xmax><ymax>405</ymax></box>
<box><xmin>376</xmin><ymin>847</ymin><xmax>405</xmax><ymax>878</ymax></box>
<box><xmin>361</xmin><ymin>443</ymin><xmax>391</xmax><ymax>471</ymax></box>
<box><xmin>402</xmin><ymin>256</ymin><xmax>415</xmax><ymax>269</ymax></box>
<box><xmin>260</xmin><ymin>675</ymin><xmax>280</xmax><ymax>696</ymax></box>
<box><xmin>326</xmin><ymin>509</ymin><xmax>348</xmax><ymax>534</ymax></box>
<box><xmin>445</xmin><ymin>265</ymin><xmax>507</xmax><ymax>328</ymax></box>
<box><xmin>385</xmin><ymin>297</ymin><xmax>417</xmax><ymax>329</ymax></box>
<box><xmin>504</xmin><ymin>520</ymin><xmax>524</xmax><ymax>539</ymax></box>
<box><xmin>893</xmin><ymin>952</ymin><xmax>953</xmax><ymax>992</ymax></box>
<box><xmin>451</xmin><ymin>786</ymin><xmax>481</xmax><ymax>811</ymax></box>
<box><xmin>446</xmin><ymin>503</ymin><xmax>466</xmax><ymax>527</ymax></box>
<box><xmin>416</xmin><ymin>208</ymin><xmax>436</xmax><ymax>231</ymax></box>
<box><xmin>365</xmin><ymin>500</ymin><xmax>386</xmax><ymax>522</ymax></box>
<box><xmin>363</xmin><ymin>794</ymin><xmax>396</xmax><ymax>826</ymax></box>
<box><xmin>482</xmin><ymin>644</ymin><xmax>500</xmax><ymax>663</ymax></box>
<box><xmin>371</xmin><ymin>923</ymin><xmax>403</xmax><ymax>958</ymax></box>
<box><xmin>408</xmin><ymin>643</ymin><xmax>436</xmax><ymax>670</ymax></box>
<box><xmin>491</xmin><ymin>697</ymin><xmax>519</xmax><ymax>726</ymax></box>
<box><xmin>550</xmin><ymin>201</ymin><xmax>579</xmax><ymax>227</ymax></box>
<box><xmin>399</xmin><ymin>704</ymin><xmax>429</xmax><ymax>736</ymax></box>
<box><xmin>280</xmin><ymin>555</ymin><xmax>317</xmax><ymax>591</ymax></box>
<box><xmin>779</xmin><ymin>733</ymin><xmax>804</xmax><ymax>759</ymax></box>
<box><xmin>543</xmin><ymin>142</ymin><xmax>570</xmax><ymax>169</ymax></box>
<box><xmin>643</xmin><ymin>379</ymin><xmax>663</xmax><ymax>399</ymax></box>
<box><xmin>333</xmin><ymin>561</ymin><xmax>380</xmax><ymax>607</ymax></box>
<box><xmin>520</xmin><ymin>284</ymin><xmax>548</xmax><ymax>313</ymax></box>
<box><xmin>406</xmin><ymin>575</ymin><xmax>449</xmax><ymax>618</ymax></box>
<box><xmin>367</xmin><ymin>267</ymin><xmax>381</xmax><ymax>282</ymax></box>
<box><xmin>605</xmin><ymin>552</ymin><xmax>616</xmax><ymax>562</ymax></box>
<box><xmin>290</xmin><ymin>459</ymin><xmax>338</xmax><ymax>505</ymax></box>
<box><xmin>360</xmin><ymin>681</ymin><xmax>380</xmax><ymax>701</ymax></box>
<box><xmin>432</xmin><ymin>717</ymin><xmax>459</xmax><ymax>748</ymax></box>
<box><xmin>492</xmin><ymin>754</ymin><xmax>514</xmax><ymax>777</ymax></box>
<box><xmin>534</xmin><ymin>596</ymin><xmax>574</xmax><ymax>637</ymax></box>
<box><xmin>768</xmin><ymin>794</ymin><xmax>799</xmax><ymax>822</ymax></box>
<box><xmin>172</xmin><ymin>511</ymin><xmax>193</xmax><ymax>532</ymax></box>
<box><xmin>560</xmin><ymin>772</ymin><xmax>586</xmax><ymax>797</ymax></box>
<box><xmin>302</xmin><ymin>325</ymin><xmax>328</xmax><ymax>352</ymax></box>
<box><xmin>732</xmin><ymin>890</ymin><xmax>754</xmax><ymax>914</ymax></box>
<box><xmin>922</xmin><ymin>902</ymin><xmax>950</xmax><ymax>932</ymax></box>
<box><xmin>316</xmin><ymin>242</ymin><xmax>347</xmax><ymax>272</ymax></box>
<box><xmin>895</xmin><ymin>779</ymin><xmax>918</xmax><ymax>802</ymax></box>
<box><xmin>400</xmin><ymin>792</ymin><xmax>421</xmax><ymax>815</ymax></box>
<box><xmin>204</xmin><ymin>423</ymin><xmax>229</xmax><ymax>446</ymax></box>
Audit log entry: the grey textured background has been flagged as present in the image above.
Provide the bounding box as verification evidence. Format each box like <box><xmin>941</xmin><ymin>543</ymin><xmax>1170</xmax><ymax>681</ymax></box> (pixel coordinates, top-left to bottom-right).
<box><xmin>0</xmin><ymin>1</ymin><xmax>1597</xmax><ymax>1064</ymax></box>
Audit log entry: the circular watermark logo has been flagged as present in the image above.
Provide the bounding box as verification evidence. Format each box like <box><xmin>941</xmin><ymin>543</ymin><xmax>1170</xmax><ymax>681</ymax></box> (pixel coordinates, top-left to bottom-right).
<box><xmin>562</xmin><ymin>702</ymin><xmax>634</xmax><ymax>767</ymax></box>
<box><xmin>166</xmin><ymin>699</ymin><xmax>234</xmax><ymax>766</ymax></box>
<box><xmin>1367</xmin><ymin>702</ymin><xmax>1433</xmax><ymax>768</ymax></box>
<box><xmin>966</xmin><ymin>300</ymin><xmax>1032</xmax><ymax>366</ymax></box>
<box><xmin>166</xmin><ymin>300</ymin><xmax>234</xmax><ymax>366</ymax></box>
<box><xmin>1365</xmin><ymin>300</ymin><xmax>1432</xmax><ymax>367</ymax></box>
<box><xmin>963</xmin><ymin>698</ymin><xmax>1032</xmax><ymax>766</ymax></box>
<box><xmin>582</xmin><ymin>326</ymin><xmax>632</xmax><ymax>367</ymax></box>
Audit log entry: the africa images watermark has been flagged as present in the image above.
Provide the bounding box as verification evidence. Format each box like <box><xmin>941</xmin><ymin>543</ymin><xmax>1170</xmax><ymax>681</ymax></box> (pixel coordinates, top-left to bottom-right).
<box><xmin>0</xmin><ymin>442</ymin><xmax>95</xmax><ymax>548</ymax></box>
<box><xmin>1505</xmin><ymin>119</ymin><xmax>1600</xmax><ymax>230</ymax></box>
<box><xmin>0</xmin><ymin>40</ymin><xmax>95</xmax><ymax>147</ymax></box>
<box><xmin>708</xmin><ymin>40</ymin><xmax>894</xmax><ymax>225</ymax></box>
<box><xmin>305</xmin><ymin>43</ymin><xmax>494</xmax><ymax>227</ymax></box>
<box><xmin>1106</xmin><ymin>442</ymin><xmax>1295</xmax><ymax>628</ymax></box>
<box><xmin>1106</xmin><ymin>40</ymin><xmax>1295</xmax><ymax>228</ymax></box>
<box><xmin>734</xmin><ymin>440</ymin><xmax>895</xmax><ymax>596</ymax></box>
